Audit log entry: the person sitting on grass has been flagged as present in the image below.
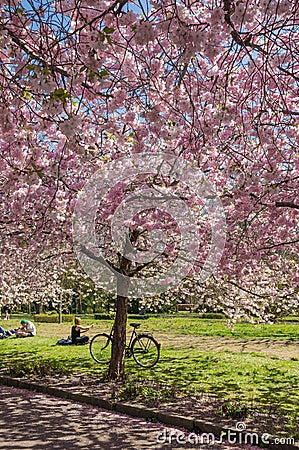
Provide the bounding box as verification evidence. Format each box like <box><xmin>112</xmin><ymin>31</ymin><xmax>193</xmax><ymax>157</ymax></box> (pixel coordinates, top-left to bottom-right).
<box><xmin>71</xmin><ymin>317</ymin><xmax>94</xmax><ymax>345</ymax></box>
<box><xmin>10</xmin><ymin>319</ymin><xmax>37</xmax><ymax>338</ymax></box>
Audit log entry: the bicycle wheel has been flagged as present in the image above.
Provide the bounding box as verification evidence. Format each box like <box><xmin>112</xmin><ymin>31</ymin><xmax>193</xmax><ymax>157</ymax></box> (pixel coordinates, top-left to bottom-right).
<box><xmin>131</xmin><ymin>334</ymin><xmax>160</xmax><ymax>368</ymax></box>
<box><xmin>89</xmin><ymin>333</ymin><xmax>112</xmax><ymax>364</ymax></box>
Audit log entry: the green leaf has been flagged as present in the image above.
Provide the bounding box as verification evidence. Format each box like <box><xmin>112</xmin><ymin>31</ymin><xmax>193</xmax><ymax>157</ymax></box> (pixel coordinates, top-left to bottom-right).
<box><xmin>88</xmin><ymin>71</ymin><xmax>96</xmax><ymax>80</ymax></box>
<box><xmin>23</xmin><ymin>87</ymin><xmax>32</xmax><ymax>99</ymax></box>
<box><xmin>104</xmin><ymin>26</ymin><xmax>115</xmax><ymax>35</ymax></box>
<box><xmin>16</xmin><ymin>7</ymin><xmax>25</xmax><ymax>15</ymax></box>
<box><xmin>26</xmin><ymin>64</ymin><xmax>37</xmax><ymax>71</ymax></box>
<box><xmin>31</xmin><ymin>162</ymin><xmax>43</xmax><ymax>179</ymax></box>
<box><xmin>50</xmin><ymin>88</ymin><xmax>71</xmax><ymax>102</ymax></box>
<box><xmin>98</xmin><ymin>70</ymin><xmax>108</xmax><ymax>79</ymax></box>
<box><xmin>42</xmin><ymin>67</ymin><xmax>52</xmax><ymax>76</ymax></box>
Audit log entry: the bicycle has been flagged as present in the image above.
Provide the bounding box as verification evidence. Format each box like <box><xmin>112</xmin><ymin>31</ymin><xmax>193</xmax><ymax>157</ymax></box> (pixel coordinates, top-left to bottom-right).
<box><xmin>89</xmin><ymin>322</ymin><xmax>161</xmax><ymax>368</ymax></box>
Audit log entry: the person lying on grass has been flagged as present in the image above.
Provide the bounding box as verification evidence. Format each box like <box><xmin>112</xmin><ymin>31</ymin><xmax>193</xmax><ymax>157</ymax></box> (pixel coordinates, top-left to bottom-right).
<box><xmin>0</xmin><ymin>325</ymin><xmax>17</xmax><ymax>338</ymax></box>
<box><xmin>71</xmin><ymin>317</ymin><xmax>94</xmax><ymax>345</ymax></box>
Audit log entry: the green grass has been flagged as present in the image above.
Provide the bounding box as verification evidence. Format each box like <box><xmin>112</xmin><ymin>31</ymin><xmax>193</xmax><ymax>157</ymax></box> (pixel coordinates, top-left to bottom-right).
<box><xmin>1</xmin><ymin>317</ymin><xmax>299</xmax><ymax>438</ymax></box>
<box><xmin>145</xmin><ymin>317</ymin><xmax>299</xmax><ymax>339</ymax></box>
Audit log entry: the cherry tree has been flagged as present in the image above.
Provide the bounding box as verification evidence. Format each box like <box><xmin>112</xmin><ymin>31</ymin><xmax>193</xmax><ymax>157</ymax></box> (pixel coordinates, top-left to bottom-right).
<box><xmin>1</xmin><ymin>0</ymin><xmax>298</xmax><ymax>378</ymax></box>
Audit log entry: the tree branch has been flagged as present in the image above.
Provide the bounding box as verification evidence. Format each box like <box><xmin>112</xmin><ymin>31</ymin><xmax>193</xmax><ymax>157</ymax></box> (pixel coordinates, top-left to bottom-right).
<box><xmin>227</xmin><ymin>280</ymin><xmax>267</xmax><ymax>299</ymax></box>
<box><xmin>275</xmin><ymin>201</ymin><xmax>299</xmax><ymax>210</ymax></box>
<box><xmin>3</xmin><ymin>27</ymin><xmax>69</xmax><ymax>78</ymax></box>
<box><xmin>80</xmin><ymin>244</ymin><xmax>120</xmax><ymax>274</ymax></box>
<box><xmin>259</xmin><ymin>239</ymin><xmax>299</xmax><ymax>250</ymax></box>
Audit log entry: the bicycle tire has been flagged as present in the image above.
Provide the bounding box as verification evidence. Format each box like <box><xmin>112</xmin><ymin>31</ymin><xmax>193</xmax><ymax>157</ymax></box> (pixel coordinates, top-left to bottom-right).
<box><xmin>131</xmin><ymin>334</ymin><xmax>160</xmax><ymax>368</ymax></box>
<box><xmin>89</xmin><ymin>333</ymin><xmax>112</xmax><ymax>364</ymax></box>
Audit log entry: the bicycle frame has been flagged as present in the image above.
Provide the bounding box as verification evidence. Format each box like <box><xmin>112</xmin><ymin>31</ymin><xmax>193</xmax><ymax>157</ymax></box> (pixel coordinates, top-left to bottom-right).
<box><xmin>106</xmin><ymin>323</ymin><xmax>148</xmax><ymax>354</ymax></box>
<box><xmin>89</xmin><ymin>322</ymin><xmax>160</xmax><ymax>368</ymax></box>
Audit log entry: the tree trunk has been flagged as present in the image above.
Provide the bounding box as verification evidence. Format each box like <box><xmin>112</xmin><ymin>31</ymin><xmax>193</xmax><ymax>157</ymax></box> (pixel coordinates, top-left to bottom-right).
<box><xmin>108</xmin><ymin>253</ymin><xmax>131</xmax><ymax>380</ymax></box>
<box><xmin>58</xmin><ymin>293</ymin><xmax>62</xmax><ymax>324</ymax></box>
<box><xmin>77</xmin><ymin>296</ymin><xmax>82</xmax><ymax>314</ymax></box>
<box><xmin>108</xmin><ymin>294</ymin><xmax>128</xmax><ymax>380</ymax></box>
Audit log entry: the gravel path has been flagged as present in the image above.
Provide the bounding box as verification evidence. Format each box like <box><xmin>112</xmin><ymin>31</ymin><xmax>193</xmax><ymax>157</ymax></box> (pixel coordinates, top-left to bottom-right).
<box><xmin>0</xmin><ymin>385</ymin><xmax>261</xmax><ymax>450</ymax></box>
<box><xmin>155</xmin><ymin>334</ymin><xmax>299</xmax><ymax>360</ymax></box>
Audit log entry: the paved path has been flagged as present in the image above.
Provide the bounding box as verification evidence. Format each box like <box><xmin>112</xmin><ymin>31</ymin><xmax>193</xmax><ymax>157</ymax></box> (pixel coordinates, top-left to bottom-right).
<box><xmin>0</xmin><ymin>386</ymin><xmax>260</xmax><ymax>450</ymax></box>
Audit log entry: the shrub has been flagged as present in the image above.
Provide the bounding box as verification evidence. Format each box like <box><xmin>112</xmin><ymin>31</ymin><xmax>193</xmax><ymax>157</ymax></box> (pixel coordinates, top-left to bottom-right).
<box><xmin>128</xmin><ymin>314</ymin><xmax>149</xmax><ymax>320</ymax></box>
<box><xmin>7</xmin><ymin>358</ymin><xmax>71</xmax><ymax>378</ymax></box>
<box><xmin>201</xmin><ymin>313</ymin><xmax>226</xmax><ymax>319</ymax></box>
<box><xmin>94</xmin><ymin>313</ymin><xmax>113</xmax><ymax>320</ymax></box>
<box><xmin>34</xmin><ymin>314</ymin><xmax>74</xmax><ymax>323</ymax></box>
<box><xmin>115</xmin><ymin>380</ymin><xmax>183</xmax><ymax>406</ymax></box>
<box><xmin>220</xmin><ymin>401</ymin><xmax>248</xmax><ymax>420</ymax></box>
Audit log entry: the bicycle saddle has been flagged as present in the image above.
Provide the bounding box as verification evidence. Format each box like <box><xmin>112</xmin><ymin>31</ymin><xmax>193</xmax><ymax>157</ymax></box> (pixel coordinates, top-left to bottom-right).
<box><xmin>130</xmin><ymin>323</ymin><xmax>141</xmax><ymax>328</ymax></box>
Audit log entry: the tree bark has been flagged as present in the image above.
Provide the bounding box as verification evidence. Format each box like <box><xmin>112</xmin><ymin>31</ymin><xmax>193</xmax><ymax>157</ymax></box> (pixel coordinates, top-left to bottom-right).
<box><xmin>108</xmin><ymin>253</ymin><xmax>131</xmax><ymax>380</ymax></box>
<box><xmin>108</xmin><ymin>294</ymin><xmax>128</xmax><ymax>380</ymax></box>
<box><xmin>58</xmin><ymin>293</ymin><xmax>62</xmax><ymax>324</ymax></box>
<box><xmin>275</xmin><ymin>201</ymin><xmax>299</xmax><ymax>210</ymax></box>
<box><xmin>77</xmin><ymin>296</ymin><xmax>82</xmax><ymax>314</ymax></box>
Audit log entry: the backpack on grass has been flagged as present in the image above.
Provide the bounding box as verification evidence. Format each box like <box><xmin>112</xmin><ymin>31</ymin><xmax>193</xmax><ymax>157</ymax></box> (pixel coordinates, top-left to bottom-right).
<box><xmin>56</xmin><ymin>336</ymin><xmax>89</xmax><ymax>346</ymax></box>
<box><xmin>56</xmin><ymin>336</ymin><xmax>73</xmax><ymax>346</ymax></box>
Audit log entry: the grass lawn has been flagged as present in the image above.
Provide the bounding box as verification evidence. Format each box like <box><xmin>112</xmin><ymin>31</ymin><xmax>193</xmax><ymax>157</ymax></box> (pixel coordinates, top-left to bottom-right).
<box><xmin>0</xmin><ymin>317</ymin><xmax>298</xmax><ymax>438</ymax></box>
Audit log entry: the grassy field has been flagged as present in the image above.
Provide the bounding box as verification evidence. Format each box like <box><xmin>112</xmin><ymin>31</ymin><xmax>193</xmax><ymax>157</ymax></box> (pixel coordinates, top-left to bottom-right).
<box><xmin>0</xmin><ymin>317</ymin><xmax>298</xmax><ymax>438</ymax></box>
